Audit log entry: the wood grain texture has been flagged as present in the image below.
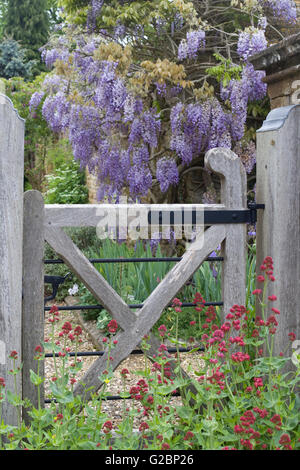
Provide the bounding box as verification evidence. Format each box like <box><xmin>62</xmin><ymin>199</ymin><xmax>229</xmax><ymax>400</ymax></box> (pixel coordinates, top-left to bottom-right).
<box><xmin>22</xmin><ymin>191</ymin><xmax>45</xmax><ymax>418</ymax></box>
<box><xmin>44</xmin><ymin>203</ymin><xmax>225</xmax><ymax>228</ymax></box>
<box><xmin>256</xmin><ymin>105</ymin><xmax>300</xmax><ymax>364</ymax></box>
<box><xmin>205</xmin><ymin>148</ymin><xmax>247</xmax><ymax>319</ymax></box>
<box><xmin>45</xmin><ymin>226</ymin><xmax>137</xmax><ymax>330</ymax></box>
<box><xmin>0</xmin><ymin>95</ymin><xmax>25</xmax><ymax>425</ymax></box>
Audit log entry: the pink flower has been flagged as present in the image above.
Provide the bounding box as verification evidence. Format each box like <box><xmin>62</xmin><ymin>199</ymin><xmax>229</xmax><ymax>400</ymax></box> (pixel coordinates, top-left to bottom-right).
<box><xmin>158</xmin><ymin>324</ymin><xmax>167</xmax><ymax>337</ymax></box>
<box><xmin>271</xmin><ymin>307</ymin><xmax>280</xmax><ymax>315</ymax></box>
<box><xmin>254</xmin><ymin>377</ymin><xmax>263</xmax><ymax>388</ymax></box>
<box><xmin>252</xmin><ymin>289</ymin><xmax>262</xmax><ymax>295</ymax></box>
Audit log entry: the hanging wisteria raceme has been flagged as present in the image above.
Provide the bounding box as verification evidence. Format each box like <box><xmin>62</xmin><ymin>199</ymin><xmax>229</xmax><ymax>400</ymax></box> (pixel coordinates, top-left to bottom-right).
<box><xmin>237</xmin><ymin>28</ymin><xmax>267</xmax><ymax>61</ymax></box>
<box><xmin>170</xmin><ymin>100</ymin><xmax>232</xmax><ymax>164</ymax></box>
<box><xmin>42</xmin><ymin>92</ymin><xmax>71</xmax><ymax>134</ymax></box>
<box><xmin>178</xmin><ymin>29</ymin><xmax>206</xmax><ymax>60</ymax></box>
<box><xmin>87</xmin><ymin>0</ymin><xmax>104</xmax><ymax>32</ymax></box>
<box><xmin>258</xmin><ymin>0</ymin><xmax>297</xmax><ymax>23</ymax></box>
<box><xmin>156</xmin><ymin>157</ymin><xmax>179</xmax><ymax>193</ymax></box>
<box><xmin>29</xmin><ymin>91</ymin><xmax>45</xmax><ymax>112</ymax></box>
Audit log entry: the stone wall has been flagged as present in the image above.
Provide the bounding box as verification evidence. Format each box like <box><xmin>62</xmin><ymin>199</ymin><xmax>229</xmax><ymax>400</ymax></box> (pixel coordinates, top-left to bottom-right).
<box><xmin>250</xmin><ymin>32</ymin><xmax>300</xmax><ymax>109</ymax></box>
<box><xmin>85</xmin><ymin>169</ymin><xmax>98</xmax><ymax>203</ymax></box>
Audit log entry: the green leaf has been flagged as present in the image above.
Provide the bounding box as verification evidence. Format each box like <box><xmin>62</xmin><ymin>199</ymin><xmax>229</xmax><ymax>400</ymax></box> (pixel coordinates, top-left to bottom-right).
<box><xmin>30</xmin><ymin>369</ymin><xmax>44</xmax><ymax>386</ymax></box>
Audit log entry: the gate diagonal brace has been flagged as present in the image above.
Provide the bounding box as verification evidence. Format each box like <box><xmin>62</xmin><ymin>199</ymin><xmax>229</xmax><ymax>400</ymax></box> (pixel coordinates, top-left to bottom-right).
<box><xmin>45</xmin><ymin>224</ymin><xmax>226</xmax><ymax>401</ymax></box>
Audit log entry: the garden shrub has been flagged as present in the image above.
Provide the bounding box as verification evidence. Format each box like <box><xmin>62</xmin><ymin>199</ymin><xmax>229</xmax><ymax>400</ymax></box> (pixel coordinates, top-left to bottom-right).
<box><xmin>43</xmin><ymin>159</ymin><xmax>89</xmax><ymax>204</ymax></box>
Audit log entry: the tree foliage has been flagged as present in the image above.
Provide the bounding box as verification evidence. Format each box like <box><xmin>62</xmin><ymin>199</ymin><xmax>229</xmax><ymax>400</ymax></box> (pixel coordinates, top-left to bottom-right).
<box><xmin>30</xmin><ymin>0</ymin><xmax>297</xmax><ymax>203</ymax></box>
<box><xmin>0</xmin><ymin>38</ymin><xmax>35</xmax><ymax>78</ymax></box>
<box><xmin>4</xmin><ymin>0</ymin><xmax>49</xmax><ymax>65</ymax></box>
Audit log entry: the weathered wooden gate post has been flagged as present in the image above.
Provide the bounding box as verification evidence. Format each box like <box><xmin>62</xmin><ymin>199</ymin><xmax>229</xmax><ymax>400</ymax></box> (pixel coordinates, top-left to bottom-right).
<box><xmin>256</xmin><ymin>105</ymin><xmax>300</xmax><ymax>365</ymax></box>
<box><xmin>0</xmin><ymin>94</ymin><xmax>25</xmax><ymax>425</ymax></box>
<box><xmin>205</xmin><ymin>148</ymin><xmax>247</xmax><ymax>318</ymax></box>
<box><xmin>22</xmin><ymin>191</ymin><xmax>45</xmax><ymax>417</ymax></box>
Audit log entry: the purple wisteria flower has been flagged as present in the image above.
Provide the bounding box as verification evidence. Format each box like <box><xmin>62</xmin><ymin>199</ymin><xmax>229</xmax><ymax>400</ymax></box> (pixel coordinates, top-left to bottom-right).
<box><xmin>41</xmin><ymin>48</ymin><xmax>70</xmax><ymax>69</ymax></box>
<box><xmin>237</xmin><ymin>28</ymin><xmax>267</xmax><ymax>61</ymax></box>
<box><xmin>178</xmin><ymin>29</ymin><xmax>206</xmax><ymax>60</ymax></box>
<box><xmin>258</xmin><ymin>0</ymin><xmax>297</xmax><ymax>24</ymax></box>
<box><xmin>156</xmin><ymin>157</ymin><xmax>179</xmax><ymax>193</ymax></box>
<box><xmin>29</xmin><ymin>91</ymin><xmax>45</xmax><ymax>113</ymax></box>
<box><xmin>87</xmin><ymin>0</ymin><xmax>104</xmax><ymax>32</ymax></box>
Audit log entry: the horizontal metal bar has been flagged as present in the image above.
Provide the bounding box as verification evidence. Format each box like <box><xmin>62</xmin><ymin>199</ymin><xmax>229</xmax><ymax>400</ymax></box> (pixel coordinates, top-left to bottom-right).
<box><xmin>44</xmin><ymin>346</ymin><xmax>204</xmax><ymax>359</ymax></box>
<box><xmin>44</xmin><ymin>255</ymin><xmax>224</xmax><ymax>265</ymax></box>
<box><xmin>44</xmin><ymin>301</ymin><xmax>223</xmax><ymax>311</ymax></box>
<box><xmin>44</xmin><ymin>390</ymin><xmax>182</xmax><ymax>404</ymax></box>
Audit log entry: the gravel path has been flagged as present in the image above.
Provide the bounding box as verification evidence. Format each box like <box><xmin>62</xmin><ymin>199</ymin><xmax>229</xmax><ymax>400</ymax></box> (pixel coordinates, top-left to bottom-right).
<box><xmin>44</xmin><ymin>298</ymin><xmax>204</xmax><ymax>429</ymax></box>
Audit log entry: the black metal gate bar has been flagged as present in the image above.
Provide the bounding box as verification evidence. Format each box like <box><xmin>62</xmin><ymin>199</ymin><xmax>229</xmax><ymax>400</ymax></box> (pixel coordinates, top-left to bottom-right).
<box><xmin>44</xmin><ymin>346</ymin><xmax>205</xmax><ymax>359</ymax></box>
<box><xmin>44</xmin><ymin>301</ymin><xmax>223</xmax><ymax>312</ymax></box>
<box><xmin>147</xmin><ymin>202</ymin><xmax>264</xmax><ymax>226</ymax></box>
<box><xmin>44</xmin><ymin>255</ymin><xmax>224</xmax><ymax>264</ymax></box>
<box><xmin>44</xmin><ymin>390</ymin><xmax>182</xmax><ymax>404</ymax></box>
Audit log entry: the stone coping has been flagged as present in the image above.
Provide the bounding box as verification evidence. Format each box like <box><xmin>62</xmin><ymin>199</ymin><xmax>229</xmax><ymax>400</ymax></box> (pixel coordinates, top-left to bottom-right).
<box><xmin>249</xmin><ymin>32</ymin><xmax>300</xmax><ymax>74</ymax></box>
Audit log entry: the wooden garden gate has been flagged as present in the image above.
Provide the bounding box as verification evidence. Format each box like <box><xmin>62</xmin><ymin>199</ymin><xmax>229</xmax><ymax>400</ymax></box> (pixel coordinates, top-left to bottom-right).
<box><xmin>5</xmin><ymin>95</ymin><xmax>300</xmax><ymax>427</ymax></box>
<box><xmin>21</xmin><ymin>147</ymin><xmax>247</xmax><ymax>412</ymax></box>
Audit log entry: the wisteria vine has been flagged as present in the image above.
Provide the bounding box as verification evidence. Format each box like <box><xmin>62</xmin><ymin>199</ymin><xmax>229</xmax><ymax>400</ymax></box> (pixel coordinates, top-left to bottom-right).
<box><xmin>30</xmin><ymin>0</ymin><xmax>297</xmax><ymax>201</ymax></box>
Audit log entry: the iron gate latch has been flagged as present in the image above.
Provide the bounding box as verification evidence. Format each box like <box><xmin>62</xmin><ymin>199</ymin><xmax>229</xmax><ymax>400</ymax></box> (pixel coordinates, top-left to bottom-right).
<box><xmin>247</xmin><ymin>201</ymin><xmax>265</xmax><ymax>225</ymax></box>
<box><xmin>44</xmin><ymin>272</ymin><xmax>72</xmax><ymax>303</ymax></box>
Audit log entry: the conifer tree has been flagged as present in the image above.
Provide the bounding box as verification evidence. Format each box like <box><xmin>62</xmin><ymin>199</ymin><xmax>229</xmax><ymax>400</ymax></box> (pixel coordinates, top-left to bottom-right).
<box><xmin>5</xmin><ymin>0</ymin><xmax>49</xmax><ymax>63</ymax></box>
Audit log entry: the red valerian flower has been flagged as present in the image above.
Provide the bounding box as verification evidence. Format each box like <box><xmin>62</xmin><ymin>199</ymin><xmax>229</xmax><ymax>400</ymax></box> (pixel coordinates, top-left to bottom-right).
<box><xmin>184</xmin><ymin>431</ymin><xmax>194</xmax><ymax>441</ymax></box>
<box><xmin>288</xmin><ymin>332</ymin><xmax>296</xmax><ymax>342</ymax></box>
<box><xmin>279</xmin><ymin>434</ymin><xmax>291</xmax><ymax>446</ymax></box>
<box><xmin>161</xmin><ymin>442</ymin><xmax>170</xmax><ymax>450</ymax></box>
<box><xmin>49</xmin><ymin>305</ymin><xmax>59</xmax><ymax>314</ymax></box>
<box><xmin>252</xmin><ymin>289</ymin><xmax>262</xmax><ymax>295</ymax></box>
<box><xmin>107</xmin><ymin>319</ymin><xmax>118</xmax><ymax>334</ymax></box>
<box><xmin>158</xmin><ymin>324</ymin><xmax>167</xmax><ymax>337</ymax></box>
<box><xmin>62</xmin><ymin>322</ymin><xmax>72</xmax><ymax>334</ymax></box>
<box><xmin>74</xmin><ymin>325</ymin><xmax>82</xmax><ymax>336</ymax></box>
<box><xmin>102</xmin><ymin>421</ymin><xmax>113</xmax><ymax>433</ymax></box>
<box><xmin>270</xmin><ymin>414</ymin><xmax>282</xmax><ymax>427</ymax></box>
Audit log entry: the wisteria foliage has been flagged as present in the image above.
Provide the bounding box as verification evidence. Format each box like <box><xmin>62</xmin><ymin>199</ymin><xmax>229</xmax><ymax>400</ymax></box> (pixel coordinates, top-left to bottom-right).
<box><xmin>30</xmin><ymin>0</ymin><xmax>297</xmax><ymax>201</ymax></box>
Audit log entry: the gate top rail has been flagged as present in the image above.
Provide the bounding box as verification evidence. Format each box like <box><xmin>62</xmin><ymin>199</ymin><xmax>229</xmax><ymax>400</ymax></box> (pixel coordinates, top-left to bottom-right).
<box><xmin>44</xmin><ymin>202</ymin><xmax>264</xmax><ymax>227</ymax></box>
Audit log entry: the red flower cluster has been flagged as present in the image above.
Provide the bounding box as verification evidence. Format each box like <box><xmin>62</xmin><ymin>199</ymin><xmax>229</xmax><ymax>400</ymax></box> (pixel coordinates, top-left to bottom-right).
<box><xmin>259</xmin><ymin>256</ymin><xmax>275</xmax><ymax>282</ymax></box>
<box><xmin>102</xmin><ymin>421</ymin><xmax>113</xmax><ymax>434</ymax></box>
<box><xmin>172</xmin><ymin>297</ymin><xmax>182</xmax><ymax>312</ymax></box>
<box><xmin>0</xmin><ymin>377</ymin><xmax>5</xmax><ymax>400</ymax></box>
<box><xmin>48</xmin><ymin>305</ymin><xmax>60</xmax><ymax>323</ymax></box>
<box><xmin>107</xmin><ymin>319</ymin><xmax>118</xmax><ymax>334</ymax></box>
<box><xmin>193</xmin><ymin>292</ymin><xmax>205</xmax><ymax>312</ymax></box>
<box><xmin>158</xmin><ymin>324</ymin><xmax>167</xmax><ymax>338</ymax></box>
<box><xmin>231</xmin><ymin>351</ymin><xmax>250</xmax><ymax>363</ymax></box>
<box><xmin>130</xmin><ymin>379</ymin><xmax>149</xmax><ymax>401</ymax></box>
<box><xmin>279</xmin><ymin>433</ymin><xmax>292</xmax><ymax>450</ymax></box>
<box><xmin>9</xmin><ymin>350</ymin><xmax>18</xmax><ymax>360</ymax></box>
